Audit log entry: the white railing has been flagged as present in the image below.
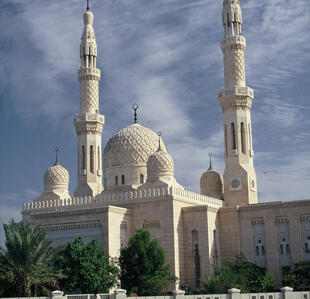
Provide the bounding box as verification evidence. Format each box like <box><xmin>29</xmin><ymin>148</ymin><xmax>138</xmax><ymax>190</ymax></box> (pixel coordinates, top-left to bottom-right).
<box><xmin>23</xmin><ymin>186</ymin><xmax>223</xmax><ymax>212</ymax></box>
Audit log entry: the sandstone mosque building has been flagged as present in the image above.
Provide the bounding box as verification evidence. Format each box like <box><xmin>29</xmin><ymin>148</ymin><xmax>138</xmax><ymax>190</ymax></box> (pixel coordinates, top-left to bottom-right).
<box><xmin>22</xmin><ymin>0</ymin><xmax>310</xmax><ymax>290</ymax></box>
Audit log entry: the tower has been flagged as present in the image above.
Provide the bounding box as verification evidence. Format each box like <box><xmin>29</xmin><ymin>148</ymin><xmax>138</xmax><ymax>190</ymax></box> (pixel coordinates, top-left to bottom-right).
<box><xmin>218</xmin><ymin>0</ymin><xmax>257</xmax><ymax>206</ymax></box>
<box><xmin>74</xmin><ymin>4</ymin><xmax>104</xmax><ymax>197</ymax></box>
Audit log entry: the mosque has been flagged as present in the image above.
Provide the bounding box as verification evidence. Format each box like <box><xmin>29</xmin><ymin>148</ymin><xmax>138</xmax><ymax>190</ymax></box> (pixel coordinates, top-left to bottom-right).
<box><xmin>22</xmin><ymin>0</ymin><xmax>310</xmax><ymax>290</ymax></box>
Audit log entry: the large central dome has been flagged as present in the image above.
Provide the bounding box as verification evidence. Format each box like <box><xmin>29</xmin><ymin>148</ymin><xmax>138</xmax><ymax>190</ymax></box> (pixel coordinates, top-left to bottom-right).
<box><xmin>103</xmin><ymin>123</ymin><xmax>166</xmax><ymax>168</ymax></box>
<box><xmin>103</xmin><ymin>123</ymin><xmax>167</xmax><ymax>190</ymax></box>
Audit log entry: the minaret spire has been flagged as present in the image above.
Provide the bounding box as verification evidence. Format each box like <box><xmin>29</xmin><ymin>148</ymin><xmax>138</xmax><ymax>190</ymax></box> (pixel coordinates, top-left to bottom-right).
<box><xmin>74</xmin><ymin>5</ymin><xmax>104</xmax><ymax>197</ymax></box>
<box><xmin>87</xmin><ymin>0</ymin><xmax>90</xmax><ymax>11</ymax></box>
<box><xmin>218</xmin><ymin>0</ymin><xmax>257</xmax><ymax>206</ymax></box>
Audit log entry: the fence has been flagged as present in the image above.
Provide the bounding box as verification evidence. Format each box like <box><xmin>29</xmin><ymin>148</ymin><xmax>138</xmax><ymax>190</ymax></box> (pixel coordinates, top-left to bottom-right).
<box><xmin>2</xmin><ymin>287</ymin><xmax>310</xmax><ymax>299</ymax></box>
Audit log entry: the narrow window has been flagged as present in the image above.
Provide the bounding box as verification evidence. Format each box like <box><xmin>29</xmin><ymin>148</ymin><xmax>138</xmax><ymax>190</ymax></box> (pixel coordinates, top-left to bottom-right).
<box><xmin>227</xmin><ymin>13</ymin><xmax>230</xmax><ymax>27</ymax></box>
<box><xmin>286</xmin><ymin>244</ymin><xmax>290</xmax><ymax>254</ymax></box>
<box><xmin>241</xmin><ymin>122</ymin><xmax>246</xmax><ymax>154</ymax></box>
<box><xmin>140</xmin><ymin>174</ymin><xmax>144</xmax><ymax>184</ymax></box>
<box><xmin>192</xmin><ymin>230</ymin><xmax>200</xmax><ymax>288</ymax></box>
<box><xmin>115</xmin><ymin>176</ymin><xmax>118</xmax><ymax>186</ymax></box>
<box><xmin>121</xmin><ymin>175</ymin><xmax>125</xmax><ymax>185</ymax></box>
<box><xmin>280</xmin><ymin>244</ymin><xmax>284</xmax><ymax>255</ymax></box>
<box><xmin>262</xmin><ymin>246</ymin><xmax>265</xmax><ymax>255</ymax></box>
<box><xmin>305</xmin><ymin>242</ymin><xmax>309</xmax><ymax>253</ymax></box>
<box><xmin>256</xmin><ymin>246</ymin><xmax>259</xmax><ymax>256</ymax></box>
<box><xmin>82</xmin><ymin>146</ymin><xmax>86</xmax><ymax>170</ymax></box>
<box><xmin>248</xmin><ymin>124</ymin><xmax>252</xmax><ymax>153</ymax></box>
<box><xmin>224</xmin><ymin>124</ymin><xmax>228</xmax><ymax>157</ymax></box>
<box><xmin>231</xmin><ymin>122</ymin><xmax>236</xmax><ymax>150</ymax></box>
<box><xmin>90</xmin><ymin>145</ymin><xmax>94</xmax><ymax>173</ymax></box>
<box><xmin>97</xmin><ymin>146</ymin><xmax>100</xmax><ymax>170</ymax></box>
<box><xmin>104</xmin><ymin>178</ymin><xmax>107</xmax><ymax>188</ymax></box>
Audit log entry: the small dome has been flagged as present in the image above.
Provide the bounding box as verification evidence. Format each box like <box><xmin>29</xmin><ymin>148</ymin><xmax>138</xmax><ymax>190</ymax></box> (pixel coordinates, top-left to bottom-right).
<box><xmin>147</xmin><ymin>148</ymin><xmax>174</xmax><ymax>182</ymax></box>
<box><xmin>44</xmin><ymin>163</ymin><xmax>69</xmax><ymax>192</ymax></box>
<box><xmin>200</xmin><ymin>169</ymin><xmax>223</xmax><ymax>199</ymax></box>
<box><xmin>103</xmin><ymin>123</ymin><xmax>167</xmax><ymax>169</ymax></box>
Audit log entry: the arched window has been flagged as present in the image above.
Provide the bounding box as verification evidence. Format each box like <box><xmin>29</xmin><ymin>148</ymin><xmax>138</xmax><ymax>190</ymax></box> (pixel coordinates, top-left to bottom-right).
<box><xmin>97</xmin><ymin>146</ymin><xmax>100</xmax><ymax>170</ymax></box>
<box><xmin>82</xmin><ymin>146</ymin><xmax>86</xmax><ymax>170</ymax></box>
<box><xmin>224</xmin><ymin>124</ymin><xmax>228</xmax><ymax>157</ymax></box>
<box><xmin>231</xmin><ymin>122</ymin><xmax>236</xmax><ymax>150</ymax></box>
<box><xmin>192</xmin><ymin>230</ymin><xmax>200</xmax><ymax>288</ymax></box>
<box><xmin>90</xmin><ymin>145</ymin><xmax>94</xmax><ymax>173</ymax></box>
<box><xmin>241</xmin><ymin>122</ymin><xmax>246</xmax><ymax>154</ymax></box>
<box><xmin>115</xmin><ymin>176</ymin><xmax>118</xmax><ymax>186</ymax></box>
<box><xmin>121</xmin><ymin>175</ymin><xmax>125</xmax><ymax>185</ymax></box>
<box><xmin>140</xmin><ymin>174</ymin><xmax>144</xmax><ymax>184</ymax></box>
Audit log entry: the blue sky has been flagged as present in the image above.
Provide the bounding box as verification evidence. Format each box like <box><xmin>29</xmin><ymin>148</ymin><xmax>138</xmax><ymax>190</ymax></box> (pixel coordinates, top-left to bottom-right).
<box><xmin>0</xmin><ymin>0</ymin><xmax>310</xmax><ymax>245</ymax></box>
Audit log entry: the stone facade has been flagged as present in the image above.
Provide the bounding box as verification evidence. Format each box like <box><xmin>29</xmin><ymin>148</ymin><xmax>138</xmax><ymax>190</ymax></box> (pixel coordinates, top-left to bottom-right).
<box><xmin>22</xmin><ymin>0</ymin><xmax>310</xmax><ymax>291</ymax></box>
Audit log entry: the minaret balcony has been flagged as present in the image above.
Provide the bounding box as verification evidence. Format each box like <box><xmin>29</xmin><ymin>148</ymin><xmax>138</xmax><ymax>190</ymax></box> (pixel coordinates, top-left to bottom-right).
<box><xmin>219</xmin><ymin>86</ymin><xmax>253</xmax><ymax>99</ymax></box>
<box><xmin>78</xmin><ymin>68</ymin><xmax>101</xmax><ymax>80</ymax></box>
<box><xmin>74</xmin><ymin>113</ymin><xmax>104</xmax><ymax>124</ymax></box>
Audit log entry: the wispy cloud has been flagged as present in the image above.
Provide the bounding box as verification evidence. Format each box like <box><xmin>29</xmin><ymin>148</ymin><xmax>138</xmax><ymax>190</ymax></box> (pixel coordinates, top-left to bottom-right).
<box><xmin>0</xmin><ymin>0</ymin><xmax>309</xmax><ymax>218</ymax></box>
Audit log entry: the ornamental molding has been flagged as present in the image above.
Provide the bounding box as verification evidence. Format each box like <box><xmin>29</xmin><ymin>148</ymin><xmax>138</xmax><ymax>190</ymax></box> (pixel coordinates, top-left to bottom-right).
<box><xmin>252</xmin><ymin>218</ymin><xmax>264</xmax><ymax>225</ymax></box>
<box><xmin>275</xmin><ymin>216</ymin><xmax>288</xmax><ymax>223</ymax></box>
<box><xmin>182</xmin><ymin>205</ymin><xmax>218</xmax><ymax>213</ymax></box>
<box><xmin>143</xmin><ymin>220</ymin><xmax>160</xmax><ymax>229</ymax></box>
<box><xmin>38</xmin><ymin>221</ymin><xmax>101</xmax><ymax>232</ymax></box>
<box><xmin>219</xmin><ymin>97</ymin><xmax>253</xmax><ymax>110</ymax></box>
<box><xmin>300</xmin><ymin>214</ymin><xmax>310</xmax><ymax>222</ymax></box>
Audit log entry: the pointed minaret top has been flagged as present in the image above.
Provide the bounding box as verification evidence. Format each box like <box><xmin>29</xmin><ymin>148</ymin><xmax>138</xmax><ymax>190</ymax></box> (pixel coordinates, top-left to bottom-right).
<box><xmin>157</xmin><ymin>132</ymin><xmax>162</xmax><ymax>152</ymax></box>
<box><xmin>87</xmin><ymin>0</ymin><xmax>90</xmax><ymax>11</ymax></box>
<box><xmin>208</xmin><ymin>152</ymin><xmax>213</xmax><ymax>170</ymax></box>
<box><xmin>132</xmin><ymin>104</ymin><xmax>138</xmax><ymax>123</ymax></box>
<box><xmin>54</xmin><ymin>147</ymin><xmax>60</xmax><ymax>166</ymax></box>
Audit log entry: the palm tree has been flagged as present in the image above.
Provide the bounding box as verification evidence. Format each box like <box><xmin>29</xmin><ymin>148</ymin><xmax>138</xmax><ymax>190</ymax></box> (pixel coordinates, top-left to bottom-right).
<box><xmin>0</xmin><ymin>220</ymin><xmax>60</xmax><ymax>296</ymax></box>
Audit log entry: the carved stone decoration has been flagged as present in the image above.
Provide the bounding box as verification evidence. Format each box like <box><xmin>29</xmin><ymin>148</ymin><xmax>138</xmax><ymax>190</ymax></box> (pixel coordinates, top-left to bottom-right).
<box><xmin>147</xmin><ymin>149</ymin><xmax>174</xmax><ymax>179</ymax></box>
<box><xmin>44</xmin><ymin>164</ymin><xmax>69</xmax><ymax>191</ymax></box>
<box><xmin>80</xmin><ymin>80</ymin><xmax>99</xmax><ymax>113</ymax></box>
<box><xmin>103</xmin><ymin>123</ymin><xmax>167</xmax><ymax>168</ymax></box>
<box><xmin>200</xmin><ymin>169</ymin><xmax>224</xmax><ymax>199</ymax></box>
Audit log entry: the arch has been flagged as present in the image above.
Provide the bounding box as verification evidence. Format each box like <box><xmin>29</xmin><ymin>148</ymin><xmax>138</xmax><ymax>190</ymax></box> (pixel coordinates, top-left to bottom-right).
<box><xmin>231</xmin><ymin>122</ymin><xmax>236</xmax><ymax>150</ymax></box>
<box><xmin>140</xmin><ymin>174</ymin><xmax>144</xmax><ymax>184</ymax></box>
<box><xmin>192</xmin><ymin>230</ymin><xmax>200</xmax><ymax>288</ymax></box>
<box><xmin>82</xmin><ymin>146</ymin><xmax>86</xmax><ymax>170</ymax></box>
<box><xmin>90</xmin><ymin>145</ymin><xmax>94</xmax><ymax>173</ymax></box>
<box><xmin>241</xmin><ymin>122</ymin><xmax>246</xmax><ymax>154</ymax></box>
<box><xmin>121</xmin><ymin>174</ymin><xmax>125</xmax><ymax>185</ymax></box>
<box><xmin>224</xmin><ymin>124</ymin><xmax>228</xmax><ymax>157</ymax></box>
<box><xmin>97</xmin><ymin>146</ymin><xmax>100</xmax><ymax>170</ymax></box>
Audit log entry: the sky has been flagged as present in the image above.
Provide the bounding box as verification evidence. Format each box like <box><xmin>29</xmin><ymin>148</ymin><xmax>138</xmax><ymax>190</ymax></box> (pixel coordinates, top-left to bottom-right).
<box><xmin>0</xmin><ymin>0</ymin><xmax>309</xmax><ymax>245</ymax></box>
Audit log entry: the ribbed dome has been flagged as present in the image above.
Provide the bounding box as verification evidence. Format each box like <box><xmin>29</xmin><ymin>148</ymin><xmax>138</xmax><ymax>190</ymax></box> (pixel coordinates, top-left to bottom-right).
<box><xmin>200</xmin><ymin>169</ymin><xmax>223</xmax><ymax>199</ymax></box>
<box><xmin>103</xmin><ymin>123</ymin><xmax>167</xmax><ymax>169</ymax></box>
<box><xmin>44</xmin><ymin>164</ymin><xmax>69</xmax><ymax>192</ymax></box>
<box><xmin>147</xmin><ymin>148</ymin><xmax>174</xmax><ymax>181</ymax></box>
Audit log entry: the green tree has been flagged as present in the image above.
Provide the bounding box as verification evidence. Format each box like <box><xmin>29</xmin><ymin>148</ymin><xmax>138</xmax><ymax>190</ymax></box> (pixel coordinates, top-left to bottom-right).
<box><xmin>282</xmin><ymin>261</ymin><xmax>310</xmax><ymax>290</ymax></box>
<box><xmin>119</xmin><ymin>229</ymin><xmax>176</xmax><ymax>296</ymax></box>
<box><xmin>203</xmin><ymin>255</ymin><xmax>274</xmax><ymax>293</ymax></box>
<box><xmin>0</xmin><ymin>220</ymin><xmax>60</xmax><ymax>297</ymax></box>
<box><xmin>54</xmin><ymin>236</ymin><xmax>119</xmax><ymax>293</ymax></box>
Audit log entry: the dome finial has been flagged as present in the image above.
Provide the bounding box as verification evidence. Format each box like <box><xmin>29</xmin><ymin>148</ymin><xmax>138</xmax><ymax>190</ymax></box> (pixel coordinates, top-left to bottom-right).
<box><xmin>132</xmin><ymin>103</ymin><xmax>138</xmax><ymax>123</ymax></box>
<box><xmin>208</xmin><ymin>152</ymin><xmax>213</xmax><ymax>170</ymax></box>
<box><xmin>157</xmin><ymin>131</ymin><xmax>162</xmax><ymax>151</ymax></box>
<box><xmin>86</xmin><ymin>0</ymin><xmax>90</xmax><ymax>11</ymax></box>
<box><xmin>54</xmin><ymin>147</ymin><xmax>60</xmax><ymax>166</ymax></box>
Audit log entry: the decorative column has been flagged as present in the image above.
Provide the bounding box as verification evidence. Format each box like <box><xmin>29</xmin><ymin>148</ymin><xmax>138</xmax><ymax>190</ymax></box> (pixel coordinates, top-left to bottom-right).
<box><xmin>218</xmin><ymin>0</ymin><xmax>257</xmax><ymax>206</ymax></box>
<box><xmin>74</xmin><ymin>5</ymin><xmax>104</xmax><ymax>197</ymax></box>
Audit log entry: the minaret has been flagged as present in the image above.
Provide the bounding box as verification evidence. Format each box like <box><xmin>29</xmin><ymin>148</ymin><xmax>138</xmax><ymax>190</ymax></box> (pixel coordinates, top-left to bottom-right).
<box><xmin>74</xmin><ymin>2</ymin><xmax>104</xmax><ymax>197</ymax></box>
<box><xmin>218</xmin><ymin>0</ymin><xmax>257</xmax><ymax>206</ymax></box>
